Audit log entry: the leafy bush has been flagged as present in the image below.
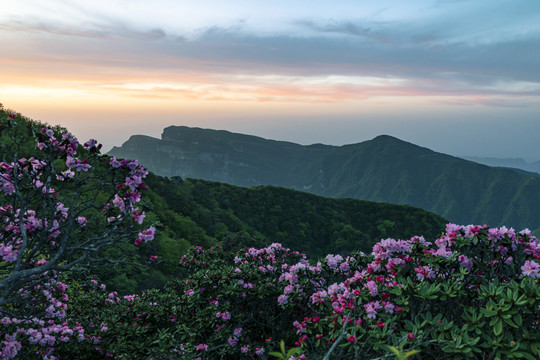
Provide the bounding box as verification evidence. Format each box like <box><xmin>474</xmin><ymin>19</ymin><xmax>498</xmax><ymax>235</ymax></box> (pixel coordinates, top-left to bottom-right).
<box><xmin>163</xmin><ymin>225</ymin><xmax>539</xmax><ymax>359</ymax></box>
<box><xmin>26</xmin><ymin>224</ymin><xmax>534</xmax><ymax>360</ymax></box>
<box><xmin>0</xmin><ymin>109</ymin><xmax>156</xmax><ymax>359</ymax></box>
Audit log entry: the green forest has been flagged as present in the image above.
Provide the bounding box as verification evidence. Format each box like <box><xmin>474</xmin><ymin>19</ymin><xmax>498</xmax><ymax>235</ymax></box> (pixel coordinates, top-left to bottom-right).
<box><xmin>107</xmin><ymin>171</ymin><xmax>447</xmax><ymax>293</ymax></box>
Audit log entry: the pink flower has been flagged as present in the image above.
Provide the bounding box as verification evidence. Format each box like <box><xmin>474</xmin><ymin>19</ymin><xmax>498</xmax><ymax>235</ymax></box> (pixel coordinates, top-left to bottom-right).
<box><xmin>196</xmin><ymin>344</ymin><xmax>208</xmax><ymax>351</ymax></box>
<box><xmin>0</xmin><ymin>244</ymin><xmax>18</xmax><ymax>262</ymax></box>
<box><xmin>137</xmin><ymin>226</ymin><xmax>156</xmax><ymax>243</ymax></box>
<box><xmin>408</xmin><ymin>333</ymin><xmax>415</xmax><ymax>340</ymax></box>
<box><xmin>112</xmin><ymin>194</ymin><xmax>126</xmax><ymax>213</ymax></box>
<box><xmin>227</xmin><ymin>337</ymin><xmax>237</xmax><ymax>347</ymax></box>
<box><xmin>366</xmin><ymin>280</ymin><xmax>378</xmax><ymax>296</ymax></box>
<box><xmin>521</xmin><ymin>260</ymin><xmax>539</xmax><ymax>278</ymax></box>
<box><xmin>278</xmin><ymin>294</ymin><xmax>289</xmax><ymax>305</ymax></box>
<box><xmin>383</xmin><ymin>302</ymin><xmax>395</xmax><ymax>314</ymax></box>
<box><xmin>149</xmin><ymin>255</ymin><xmax>158</xmax><ymax>262</ymax></box>
<box><xmin>458</xmin><ymin>255</ymin><xmax>473</xmax><ymax>269</ymax></box>
<box><xmin>65</xmin><ymin>155</ymin><xmax>90</xmax><ymax>172</ymax></box>
<box><xmin>132</xmin><ymin>210</ymin><xmax>145</xmax><ymax>224</ymax></box>
<box><xmin>77</xmin><ymin>216</ymin><xmax>87</xmax><ymax>227</ymax></box>
<box><xmin>109</xmin><ymin>157</ymin><xmax>122</xmax><ymax>168</ymax></box>
<box><xmin>340</xmin><ymin>262</ymin><xmax>350</xmax><ymax>272</ymax></box>
<box><xmin>83</xmin><ymin>139</ymin><xmax>98</xmax><ymax>149</ymax></box>
<box><xmin>233</xmin><ymin>328</ymin><xmax>243</xmax><ymax>337</ymax></box>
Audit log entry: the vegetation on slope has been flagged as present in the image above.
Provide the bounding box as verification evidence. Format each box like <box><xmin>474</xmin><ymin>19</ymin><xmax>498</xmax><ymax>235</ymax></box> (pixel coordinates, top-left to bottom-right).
<box><xmin>115</xmin><ymin>173</ymin><xmax>447</xmax><ymax>292</ymax></box>
<box><xmin>0</xmin><ymin>107</ymin><xmax>447</xmax><ymax>295</ymax></box>
<box><xmin>146</xmin><ymin>176</ymin><xmax>447</xmax><ymax>258</ymax></box>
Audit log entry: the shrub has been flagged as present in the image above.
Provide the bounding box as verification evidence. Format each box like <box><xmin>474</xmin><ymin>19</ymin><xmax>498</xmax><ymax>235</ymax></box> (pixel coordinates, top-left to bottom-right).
<box><xmin>0</xmin><ymin>110</ymin><xmax>155</xmax><ymax>359</ymax></box>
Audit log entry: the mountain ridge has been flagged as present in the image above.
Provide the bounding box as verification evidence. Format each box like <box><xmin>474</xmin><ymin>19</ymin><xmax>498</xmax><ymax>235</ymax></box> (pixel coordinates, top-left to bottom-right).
<box><xmin>108</xmin><ymin>126</ymin><xmax>540</xmax><ymax>233</ymax></box>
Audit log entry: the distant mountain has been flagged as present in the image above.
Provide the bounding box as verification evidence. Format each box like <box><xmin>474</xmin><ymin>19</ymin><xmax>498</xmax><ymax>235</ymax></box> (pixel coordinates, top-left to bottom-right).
<box><xmin>461</xmin><ymin>156</ymin><xmax>540</xmax><ymax>175</ymax></box>
<box><xmin>109</xmin><ymin>127</ymin><xmax>540</xmax><ymax>232</ymax></box>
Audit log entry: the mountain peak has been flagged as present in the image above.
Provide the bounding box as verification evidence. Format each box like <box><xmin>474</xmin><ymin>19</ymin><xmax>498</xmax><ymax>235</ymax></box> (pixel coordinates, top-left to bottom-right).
<box><xmin>370</xmin><ymin>135</ymin><xmax>421</xmax><ymax>148</ymax></box>
<box><xmin>360</xmin><ymin>134</ymin><xmax>436</xmax><ymax>158</ymax></box>
<box><xmin>372</xmin><ymin>134</ymin><xmax>401</xmax><ymax>142</ymax></box>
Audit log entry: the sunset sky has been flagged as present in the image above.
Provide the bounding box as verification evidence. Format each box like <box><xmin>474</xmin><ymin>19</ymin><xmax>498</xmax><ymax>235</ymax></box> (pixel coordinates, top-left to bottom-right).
<box><xmin>1</xmin><ymin>0</ymin><xmax>539</xmax><ymax>160</ymax></box>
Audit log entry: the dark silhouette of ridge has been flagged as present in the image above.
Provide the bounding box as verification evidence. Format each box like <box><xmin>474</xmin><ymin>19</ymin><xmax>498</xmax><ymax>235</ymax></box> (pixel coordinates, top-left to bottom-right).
<box><xmin>109</xmin><ymin>126</ymin><xmax>540</xmax><ymax>233</ymax></box>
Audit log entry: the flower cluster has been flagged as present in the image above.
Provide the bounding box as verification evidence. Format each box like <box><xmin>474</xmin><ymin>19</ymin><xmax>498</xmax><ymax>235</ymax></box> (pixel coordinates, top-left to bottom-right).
<box><xmin>172</xmin><ymin>224</ymin><xmax>539</xmax><ymax>359</ymax></box>
<box><xmin>0</xmin><ymin>115</ymin><xmax>156</xmax><ymax>359</ymax></box>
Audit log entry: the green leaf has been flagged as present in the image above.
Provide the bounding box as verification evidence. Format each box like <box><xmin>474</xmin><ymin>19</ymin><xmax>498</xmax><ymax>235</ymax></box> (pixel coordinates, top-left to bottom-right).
<box><xmin>513</xmin><ymin>313</ymin><xmax>522</xmax><ymax>327</ymax></box>
<box><xmin>503</xmin><ymin>317</ymin><xmax>518</xmax><ymax>328</ymax></box>
<box><xmin>494</xmin><ymin>320</ymin><xmax>503</xmax><ymax>336</ymax></box>
<box><xmin>268</xmin><ymin>351</ymin><xmax>285</xmax><ymax>359</ymax></box>
<box><xmin>442</xmin><ymin>346</ymin><xmax>455</xmax><ymax>353</ymax></box>
<box><xmin>405</xmin><ymin>349</ymin><xmax>420</xmax><ymax>357</ymax></box>
<box><xmin>287</xmin><ymin>348</ymin><xmax>302</xmax><ymax>357</ymax></box>
<box><xmin>481</xmin><ymin>308</ymin><xmax>497</xmax><ymax>317</ymax></box>
<box><xmin>386</xmin><ymin>346</ymin><xmax>401</xmax><ymax>356</ymax></box>
<box><xmin>513</xmin><ymin>352</ymin><xmax>537</xmax><ymax>360</ymax></box>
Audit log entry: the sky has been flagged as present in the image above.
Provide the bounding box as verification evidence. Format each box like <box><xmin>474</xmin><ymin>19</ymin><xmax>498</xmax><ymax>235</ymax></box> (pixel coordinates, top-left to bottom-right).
<box><xmin>1</xmin><ymin>0</ymin><xmax>539</xmax><ymax>160</ymax></box>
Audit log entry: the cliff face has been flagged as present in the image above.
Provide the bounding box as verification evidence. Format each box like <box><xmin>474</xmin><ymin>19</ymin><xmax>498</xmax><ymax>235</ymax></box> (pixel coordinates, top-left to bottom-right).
<box><xmin>108</xmin><ymin>126</ymin><xmax>540</xmax><ymax>232</ymax></box>
<box><xmin>109</xmin><ymin>126</ymin><xmax>333</xmax><ymax>188</ymax></box>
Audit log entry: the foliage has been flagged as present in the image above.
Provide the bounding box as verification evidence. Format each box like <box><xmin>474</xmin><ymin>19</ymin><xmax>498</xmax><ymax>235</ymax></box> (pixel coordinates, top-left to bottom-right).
<box><xmin>165</xmin><ymin>224</ymin><xmax>540</xmax><ymax>359</ymax></box>
<box><xmin>145</xmin><ymin>176</ymin><xmax>447</xmax><ymax>259</ymax></box>
<box><xmin>2</xmin><ymin>223</ymin><xmax>535</xmax><ymax>359</ymax></box>
<box><xmin>0</xmin><ymin>107</ymin><xmax>156</xmax><ymax>358</ymax></box>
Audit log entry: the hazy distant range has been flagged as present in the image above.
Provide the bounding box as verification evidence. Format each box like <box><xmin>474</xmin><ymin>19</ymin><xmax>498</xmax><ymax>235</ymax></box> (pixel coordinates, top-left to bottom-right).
<box><xmin>109</xmin><ymin>126</ymin><xmax>540</xmax><ymax>233</ymax></box>
<box><xmin>460</xmin><ymin>156</ymin><xmax>540</xmax><ymax>175</ymax></box>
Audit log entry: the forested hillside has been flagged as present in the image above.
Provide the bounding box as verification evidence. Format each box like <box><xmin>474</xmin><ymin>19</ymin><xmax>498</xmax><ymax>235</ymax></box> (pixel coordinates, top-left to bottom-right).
<box><xmin>122</xmin><ymin>173</ymin><xmax>447</xmax><ymax>292</ymax></box>
<box><xmin>145</xmin><ymin>175</ymin><xmax>447</xmax><ymax>259</ymax></box>
<box><xmin>1</xmin><ymin>108</ymin><xmax>448</xmax><ymax>294</ymax></box>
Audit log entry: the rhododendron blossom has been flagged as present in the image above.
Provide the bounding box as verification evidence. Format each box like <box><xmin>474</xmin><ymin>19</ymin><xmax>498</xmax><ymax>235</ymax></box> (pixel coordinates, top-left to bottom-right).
<box><xmin>0</xmin><ymin>114</ymin><xmax>157</xmax><ymax>359</ymax></box>
<box><xmin>521</xmin><ymin>260</ymin><xmax>539</xmax><ymax>278</ymax></box>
